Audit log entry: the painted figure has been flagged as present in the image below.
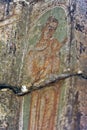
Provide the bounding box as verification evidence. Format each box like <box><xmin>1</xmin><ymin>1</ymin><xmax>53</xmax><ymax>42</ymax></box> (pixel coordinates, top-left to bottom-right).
<box><xmin>27</xmin><ymin>16</ymin><xmax>67</xmax><ymax>84</ymax></box>
<box><xmin>27</xmin><ymin>16</ymin><xmax>67</xmax><ymax>130</ymax></box>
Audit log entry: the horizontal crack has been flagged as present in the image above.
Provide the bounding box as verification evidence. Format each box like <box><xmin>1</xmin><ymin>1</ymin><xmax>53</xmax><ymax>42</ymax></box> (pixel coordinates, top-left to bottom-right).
<box><xmin>0</xmin><ymin>72</ymin><xmax>87</xmax><ymax>96</ymax></box>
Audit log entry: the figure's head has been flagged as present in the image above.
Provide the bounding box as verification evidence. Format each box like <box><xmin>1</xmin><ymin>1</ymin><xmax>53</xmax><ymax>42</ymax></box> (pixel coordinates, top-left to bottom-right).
<box><xmin>43</xmin><ymin>16</ymin><xmax>58</xmax><ymax>39</ymax></box>
<box><xmin>46</xmin><ymin>16</ymin><xmax>58</xmax><ymax>30</ymax></box>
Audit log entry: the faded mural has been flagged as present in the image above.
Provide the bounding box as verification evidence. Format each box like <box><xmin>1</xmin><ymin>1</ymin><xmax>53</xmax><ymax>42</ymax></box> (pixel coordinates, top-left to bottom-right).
<box><xmin>26</xmin><ymin>6</ymin><xmax>67</xmax><ymax>84</ymax></box>
<box><xmin>25</xmin><ymin>6</ymin><xmax>67</xmax><ymax>130</ymax></box>
<box><xmin>0</xmin><ymin>0</ymin><xmax>87</xmax><ymax>130</ymax></box>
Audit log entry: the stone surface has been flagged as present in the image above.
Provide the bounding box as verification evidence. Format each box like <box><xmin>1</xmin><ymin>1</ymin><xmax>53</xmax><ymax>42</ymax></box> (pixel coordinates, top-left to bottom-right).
<box><xmin>0</xmin><ymin>0</ymin><xmax>87</xmax><ymax>130</ymax></box>
<box><xmin>0</xmin><ymin>0</ymin><xmax>28</xmax><ymax>129</ymax></box>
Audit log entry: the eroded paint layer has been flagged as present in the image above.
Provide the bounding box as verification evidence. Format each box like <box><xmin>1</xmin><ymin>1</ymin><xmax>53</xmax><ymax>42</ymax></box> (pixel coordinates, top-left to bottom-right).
<box><xmin>26</xmin><ymin>6</ymin><xmax>67</xmax><ymax>84</ymax></box>
<box><xmin>24</xmin><ymin>5</ymin><xmax>67</xmax><ymax>130</ymax></box>
<box><xmin>23</xmin><ymin>95</ymin><xmax>31</xmax><ymax>130</ymax></box>
<box><xmin>28</xmin><ymin>83</ymin><xmax>61</xmax><ymax>130</ymax></box>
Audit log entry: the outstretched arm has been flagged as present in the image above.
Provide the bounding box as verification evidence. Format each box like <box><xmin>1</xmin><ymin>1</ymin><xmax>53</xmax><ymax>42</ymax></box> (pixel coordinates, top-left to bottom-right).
<box><xmin>61</xmin><ymin>37</ymin><xmax>68</xmax><ymax>46</ymax></box>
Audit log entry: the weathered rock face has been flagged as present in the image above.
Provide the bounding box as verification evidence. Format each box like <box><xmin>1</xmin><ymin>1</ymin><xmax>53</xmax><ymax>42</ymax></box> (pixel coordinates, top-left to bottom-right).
<box><xmin>0</xmin><ymin>0</ymin><xmax>87</xmax><ymax>130</ymax></box>
<box><xmin>0</xmin><ymin>2</ymin><xmax>22</xmax><ymax>130</ymax></box>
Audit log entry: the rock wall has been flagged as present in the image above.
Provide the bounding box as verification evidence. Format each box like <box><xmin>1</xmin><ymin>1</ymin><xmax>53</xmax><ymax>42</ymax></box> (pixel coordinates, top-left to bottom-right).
<box><xmin>0</xmin><ymin>0</ymin><xmax>87</xmax><ymax>130</ymax></box>
<box><xmin>0</xmin><ymin>0</ymin><xmax>29</xmax><ymax>129</ymax></box>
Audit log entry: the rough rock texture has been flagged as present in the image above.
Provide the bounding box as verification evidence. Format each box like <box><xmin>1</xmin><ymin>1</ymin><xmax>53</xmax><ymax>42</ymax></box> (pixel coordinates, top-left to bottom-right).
<box><xmin>0</xmin><ymin>1</ymin><xmax>22</xmax><ymax>130</ymax></box>
<box><xmin>0</xmin><ymin>0</ymin><xmax>87</xmax><ymax>130</ymax></box>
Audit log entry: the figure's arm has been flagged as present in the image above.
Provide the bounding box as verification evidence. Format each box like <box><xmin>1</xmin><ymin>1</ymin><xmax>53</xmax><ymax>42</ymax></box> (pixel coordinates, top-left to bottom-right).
<box><xmin>61</xmin><ymin>37</ymin><xmax>68</xmax><ymax>47</ymax></box>
<box><xmin>52</xmin><ymin>37</ymin><xmax>67</xmax><ymax>51</ymax></box>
